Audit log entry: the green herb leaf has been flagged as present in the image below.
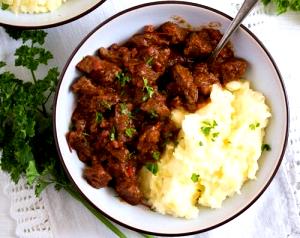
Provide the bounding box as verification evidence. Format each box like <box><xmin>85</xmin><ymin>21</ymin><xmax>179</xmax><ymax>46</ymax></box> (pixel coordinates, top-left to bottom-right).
<box><xmin>201</xmin><ymin>120</ymin><xmax>218</xmax><ymax>137</ymax></box>
<box><xmin>142</xmin><ymin>77</ymin><xmax>154</xmax><ymax>101</ymax></box>
<box><xmin>146</xmin><ymin>57</ymin><xmax>153</xmax><ymax>66</ymax></box>
<box><xmin>152</xmin><ymin>151</ymin><xmax>160</xmax><ymax>160</ymax></box>
<box><xmin>125</xmin><ymin>128</ymin><xmax>136</xmax><ymax>138</ymax></box>
<box><xmin>249</xmin><ymin>122</ymin><xmax>260</xmax><ymax>130</ymax></box>
<box><xmin>26</xmin><ymin>160</ymin><xmax>40</xmax><ymax>185</ymax></box>
<box><xmin>116</xmin><ymin>72</ymin><xmax>131</xmax><ymax>87</ymax></box>
<box><xmin>199</xmin><ymin>141</ymin><xmax>203</xmax><ymax>146</ymax></box>
<box><xmin>0</xmin><ymin>61</ymin><xmax>6</xmax><ymax>68</ymax></box>
<box><xmin>110</xmin><ymin>127</ymin><xmax>116</xmax><ymax>141</ymax></box>
<box><xmin>95</xmin><ymin>112</ymin><xmax>103</xmax><ymax>123</ymax></box>
<box><xmin>261</xmin><ymin>143</ymin><xmax>271</xmax><ymax>152</ymax></box>
<box><xmin>191</xmin><ymin>173</ymin><xmax>200</xmax><ymax>183</ymax></box>
<box><xmin>1</xmin><ymin>3</ymin><xmax>9</xmax><ymax>10</ymax></box>
<box><xmin>145</xmin><ymin>163</ymin><xmax>158</xmax><ymax>175</ymax></box>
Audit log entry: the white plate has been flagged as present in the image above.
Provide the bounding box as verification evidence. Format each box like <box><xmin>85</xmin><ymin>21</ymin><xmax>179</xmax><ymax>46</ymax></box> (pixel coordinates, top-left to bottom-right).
<box><xmin>0</xmin><ymin>0</ymin><xmax>106</xmax><ymax>28</ymax></box>
<box><xmin>54</xmin><ymin>1</ymin><xmax>289</xmax><ymax>236</ymax></box>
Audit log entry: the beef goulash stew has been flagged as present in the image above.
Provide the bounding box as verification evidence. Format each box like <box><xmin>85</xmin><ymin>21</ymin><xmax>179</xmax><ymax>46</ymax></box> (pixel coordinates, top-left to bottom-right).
<box><xmin>66</xmin><ymin>22</ymin><xmax>247</xmax><ymax>205</ymax></box>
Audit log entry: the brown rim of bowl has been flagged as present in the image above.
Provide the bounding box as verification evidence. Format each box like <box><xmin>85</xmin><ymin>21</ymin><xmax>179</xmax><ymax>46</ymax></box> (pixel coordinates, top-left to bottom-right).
<box><xmin>53</xmin><ymin>1</ymin><xmax>289</xmax><ymax>236</ymax></box>
<box><xmin>0</xmin><ymin>0</ymin><xmax>107</xmax><ymax>29</ymax></box>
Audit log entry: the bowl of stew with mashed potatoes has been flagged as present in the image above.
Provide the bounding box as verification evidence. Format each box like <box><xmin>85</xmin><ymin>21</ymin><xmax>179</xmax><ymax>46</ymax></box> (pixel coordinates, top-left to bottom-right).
<box><xmin>53</xmin><ymin>1</ymin><xmax>289</xmax><ymax>236</ymax></box>
<box><xmin>0</xmin><ymin>0</ymin><xmax>106</xmax><ymax>28</ymax></box>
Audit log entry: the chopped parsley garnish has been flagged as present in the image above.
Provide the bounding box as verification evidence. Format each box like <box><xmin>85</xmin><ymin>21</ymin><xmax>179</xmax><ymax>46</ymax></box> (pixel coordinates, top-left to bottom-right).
<box><xmin>201</xmin><ymin>120</ymin><xmax>217</xmax><ymax>136</ymax></box>
<box><xmin>149</xmin><ymin>109</ymin><xmax>158</xmax><ymax>119</ymax></box>
<box><xmin>116</xmin><ymin>71</ymin><xmax>131</xmax><ymax>87</ymax></box>
<box><xmin>120</xmin><ymin>103</ymin><xmax>128</xmax><ymax>114</ymax></box>
<box><xmin>142</xmin><ymin>77</ymin><xmax>154</xmax><ymax>101</ymax></box>
<box><xmin>152</xmin><ymin>151</ymin><xmax>160</xmax><ymax>160</ymax></box>
<box><xmin>110</xmin><ymin>127</ymin><xmax>116</xmax><ymax>141</ymax></box>
<box><xmin>1</xmin><ymin>3</ymin><xmax>9</xmax><ymax>10</ymax></box>
<box><xmin>100</xmin><ymin>100</ymin><xmax>112</xmax><ymax>110</ymax></box>
<box><xmin>95</xmin><ymin>112</ymin><xmax>103</xmax><ymax>123</ymax></box>
<box><xmin>146</xmin><ymin>57</ymin><xmax>154</xmax><ymax>66</ymax></box>
<box><xmin>145</xmin><ymin>163</ymin><xmax>158</xmax><ymax>175</ymax></box>
<box><xmin>211</xmin><ymin>132</ymin><xmax>220</xmax><ymax>142</ymax></box>
<box><xmin>125</xmin><ymin>128</ymin><xmax>136</xmax><ymax>138</ymax></box>
<box><xmin>249</xmin><ymin>122</ymin><xmax>260</xmax><ymax>130</ymax></box>
<box><xmin>199</xmin><ymin>141</ymin><xmax>203</xmax><ymax>146</ymax></box>
<box><xmin>191</xmin><ymin>173</ymin><xmax>200</xmax><ymax>183</ymax></box>
<box><xmin>261</xmin><ymin>143</ymin><xmax>271</xmax><ymax>152</ymax></box>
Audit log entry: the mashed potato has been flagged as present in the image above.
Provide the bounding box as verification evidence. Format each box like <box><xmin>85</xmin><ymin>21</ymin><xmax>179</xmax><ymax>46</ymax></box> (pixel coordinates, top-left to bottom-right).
<box><xmin>138</xmin><ymin>80</ymin><xmax>271</xmax><ymax>219</ymax></box>
<box><xmin>1</xmin><ymin>0</ymin><xmax>67</xmax><ymax>13</ymax></box>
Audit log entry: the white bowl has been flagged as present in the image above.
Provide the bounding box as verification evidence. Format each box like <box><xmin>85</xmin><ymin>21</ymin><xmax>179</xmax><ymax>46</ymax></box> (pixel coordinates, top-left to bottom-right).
<box><xmin>0</xmin><ymin>0</ymin><xmax>106</xmax><ymax>28</ymax></box>
<box><xmin>53</xmin><ymin>1</ymin><xmax>289</xmax><ymax>236</ymax></box>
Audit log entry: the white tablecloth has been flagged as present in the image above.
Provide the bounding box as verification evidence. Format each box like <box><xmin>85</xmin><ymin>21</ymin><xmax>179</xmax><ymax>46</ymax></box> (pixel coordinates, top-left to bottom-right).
<box><xmin>1</xmin><ymin>0</ymin><xmax>300</xmax><ymax>237</ymax></box>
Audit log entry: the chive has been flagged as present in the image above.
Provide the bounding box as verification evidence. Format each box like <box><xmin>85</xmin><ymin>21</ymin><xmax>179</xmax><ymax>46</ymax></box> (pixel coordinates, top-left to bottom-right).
<box><xmin>191</xmin><ymin>173</ymin><xmax>200</xmax><ymax>183</ymax></box>
<box><xmin>64</xmin><ymin>185</ymin><xmax>127</xmax><ymax>238</ymax></box>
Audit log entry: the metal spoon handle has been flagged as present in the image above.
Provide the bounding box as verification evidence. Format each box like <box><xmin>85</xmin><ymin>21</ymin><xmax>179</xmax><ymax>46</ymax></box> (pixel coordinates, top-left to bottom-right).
<box><xmin>209</xmin><ymin>0</ymin><xmax>259</xmax><ymax>62</ymax></box>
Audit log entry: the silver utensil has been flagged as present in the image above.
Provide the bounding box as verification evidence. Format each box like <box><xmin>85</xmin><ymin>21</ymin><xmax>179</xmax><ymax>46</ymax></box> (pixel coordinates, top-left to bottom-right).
<box><xmin>208</xmin><ymin>0</ymin><xmax>259</xmax><ymax>63</ymax></box>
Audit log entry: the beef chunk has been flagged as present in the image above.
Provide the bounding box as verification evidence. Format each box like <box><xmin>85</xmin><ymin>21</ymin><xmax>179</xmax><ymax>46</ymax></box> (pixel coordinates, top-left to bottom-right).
<box><xmin>140</xmin><ymin>93</ymin><xmax>170</xmax><ymax>118</ymax></box>
<box><xmin>172</xmin><ymin>64</ymin><xmax>198</xmax><ymax>104</ymax></box>
<box><xmin>220</xmin><ymin>58</ymin><xmax>248</xmax><ymax>83</ymax></box>
<box><xmin>137</xmin><ymin>123</ymin><xmax>161</xmax><ymax>154</ymax></box>
<box><xmin>71</xmin><ymin>77</ymin><xmax>98</xmax><ymax>95</ymax></box>
<box><xmin>67</xmin><ymin>131</ymin><xmax>92</xmax><ymax>162</ymax></box>
<box><xmin>83</xmin><ymin>163</ymin><xmax>112</xmax><ymax>188</ymax></box>
<box><xmin>159</xmin><ymin>22</ymin><xmax>189</xmax><ymax>44</ymax></box>
<box><xmin>76</xmin><ymin>56</ymin><xmax>121</xmax><ymax>85</ymax></box>
<box><xmin>193</xmin><ymin>63</ymin><xmax>219</xmax><ymax>96</ymax></box>
<box><xmin>115</xmin><ymin>179</ymin><xmax>142</xmax><ymax>205</ymax></box>
<box><xmin>184</xmin><ymin>30</ymin><xmax>213</xmax><ymax>57</ymax></box>
<box><xmin>98</xmin><ymin>44</ymin><xmax>138</xmax><ymax>66</ymax></box>
<box><xmin>128</xmin><ymin>33</ymin><xmax>169</xmax><ymax>48</ymax></box>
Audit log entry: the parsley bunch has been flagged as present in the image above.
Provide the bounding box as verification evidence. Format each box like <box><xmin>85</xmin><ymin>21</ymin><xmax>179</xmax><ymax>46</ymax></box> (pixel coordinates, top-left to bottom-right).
<box><xmin>0</xmin><ymin>28</ymin><xmax>153</xmax><ymax>238</ymax></box>
<box><xmin>262</xmin><ymin>0</ymin><xmax>300</xmax><ymax>14</ymax></box>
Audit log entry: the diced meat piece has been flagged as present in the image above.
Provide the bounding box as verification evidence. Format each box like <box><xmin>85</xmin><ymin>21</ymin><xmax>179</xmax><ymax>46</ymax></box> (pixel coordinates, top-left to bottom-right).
<box><xmin>144</xmin><ymin>25</ymin><xmax>155</xmax><ymax>33</ymax></box>
<box><xmin>76</xmin><ymin>56</ymin><xmax>121</xmax><ymax>85</ymax></box>
<box><xmin>160</xmin><ymin>119</ymin><xmax>180</xmax><ymax>144</ymax></box>
<box><xmin>71</xmin><ymin>77</ymin><xmax>99</xmax><ymax>95</ymax></box>
<box><xmin>78</xmin><ymin>87</ymin><xmax>120</xmax><ymax>113</ymax></box>
<box><xmin>172</xmin><ymin>64</ymin><xmax>198</xmax><ymax>104</ymax></box>
<box><xmin>115</xmin><ymin>179</ymin><xmax>142</xmax><ymax>205</ymax></box>
<box><xmin>106</xmin><ymin>159</ymin><xmax>142</xmax><ymax>205</ymax></box>
<box><xmin>126</xmin><ymin>60</ymin><xmax>160</xmax><ymax>86</ymax></box>
<box><xmin>193</xmin><ymin>63</ymin><xmax>219</xmax><ymax>95</ymax></box>
<box><xmin>83</xmin><ymin>163</ymin><xmax>112</xmax><ymax>188</ymax></box>
<box><xmin>138</xmin><ymin>46</ymin><xmax>171</xmax><ymax>73</ymax></box>
<box><xmin>106</xmin><ymin>142</ymin><xmax>130</xmax><ymax>161</ymax></box>
<box><xmin>167</xmin><ymin>50</ymin><xmax>185</xmax><ymax>67</ymax></box>
<box><xmin>128</xmin><ymin>33</ymin><xmax>169</xmax><ymax>48</ymax></box>
<box><xmin>67</xmin><ymin>131</ymin><xmax>92</xmax><ymax>162</ymax></box>
<box><xmin>205</xmin><ymin>28</ymin><xmax>222</xmax><ymax>46</ymax></box>
<box><xmin>137</xmin><ymin>123</ymin><xmax>161</xmax><ymax>154</ymax></box>
<box><xmin>184</xmin><ymin>30</ymin><xmax>213</xmax><ymax>57</ymax></box>
<box><xmin>98</xmin><ymin>44</ymin><xmax>138</xmax><ymax>65</ymax></box>
<box><xmin>140</xmin><ymin>93</ymin><xmax>170</xmax><ymax>118</ymax></box>
<box><xmin>220</xmin><ymin>58</ymin><xmax>248</xmax><ymax>83</ymax></box>
<box><xmin>159</xmin><ymin>21</ymin><xmax>189</xmax><ymax>44</ymax></box>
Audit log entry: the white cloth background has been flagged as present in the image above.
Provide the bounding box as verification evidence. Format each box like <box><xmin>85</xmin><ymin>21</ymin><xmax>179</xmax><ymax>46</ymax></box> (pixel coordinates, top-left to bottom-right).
<box><xmin>1</xmin><ymin>0</ymin><xmax>300</xmax><ymax>237</ymax></box>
